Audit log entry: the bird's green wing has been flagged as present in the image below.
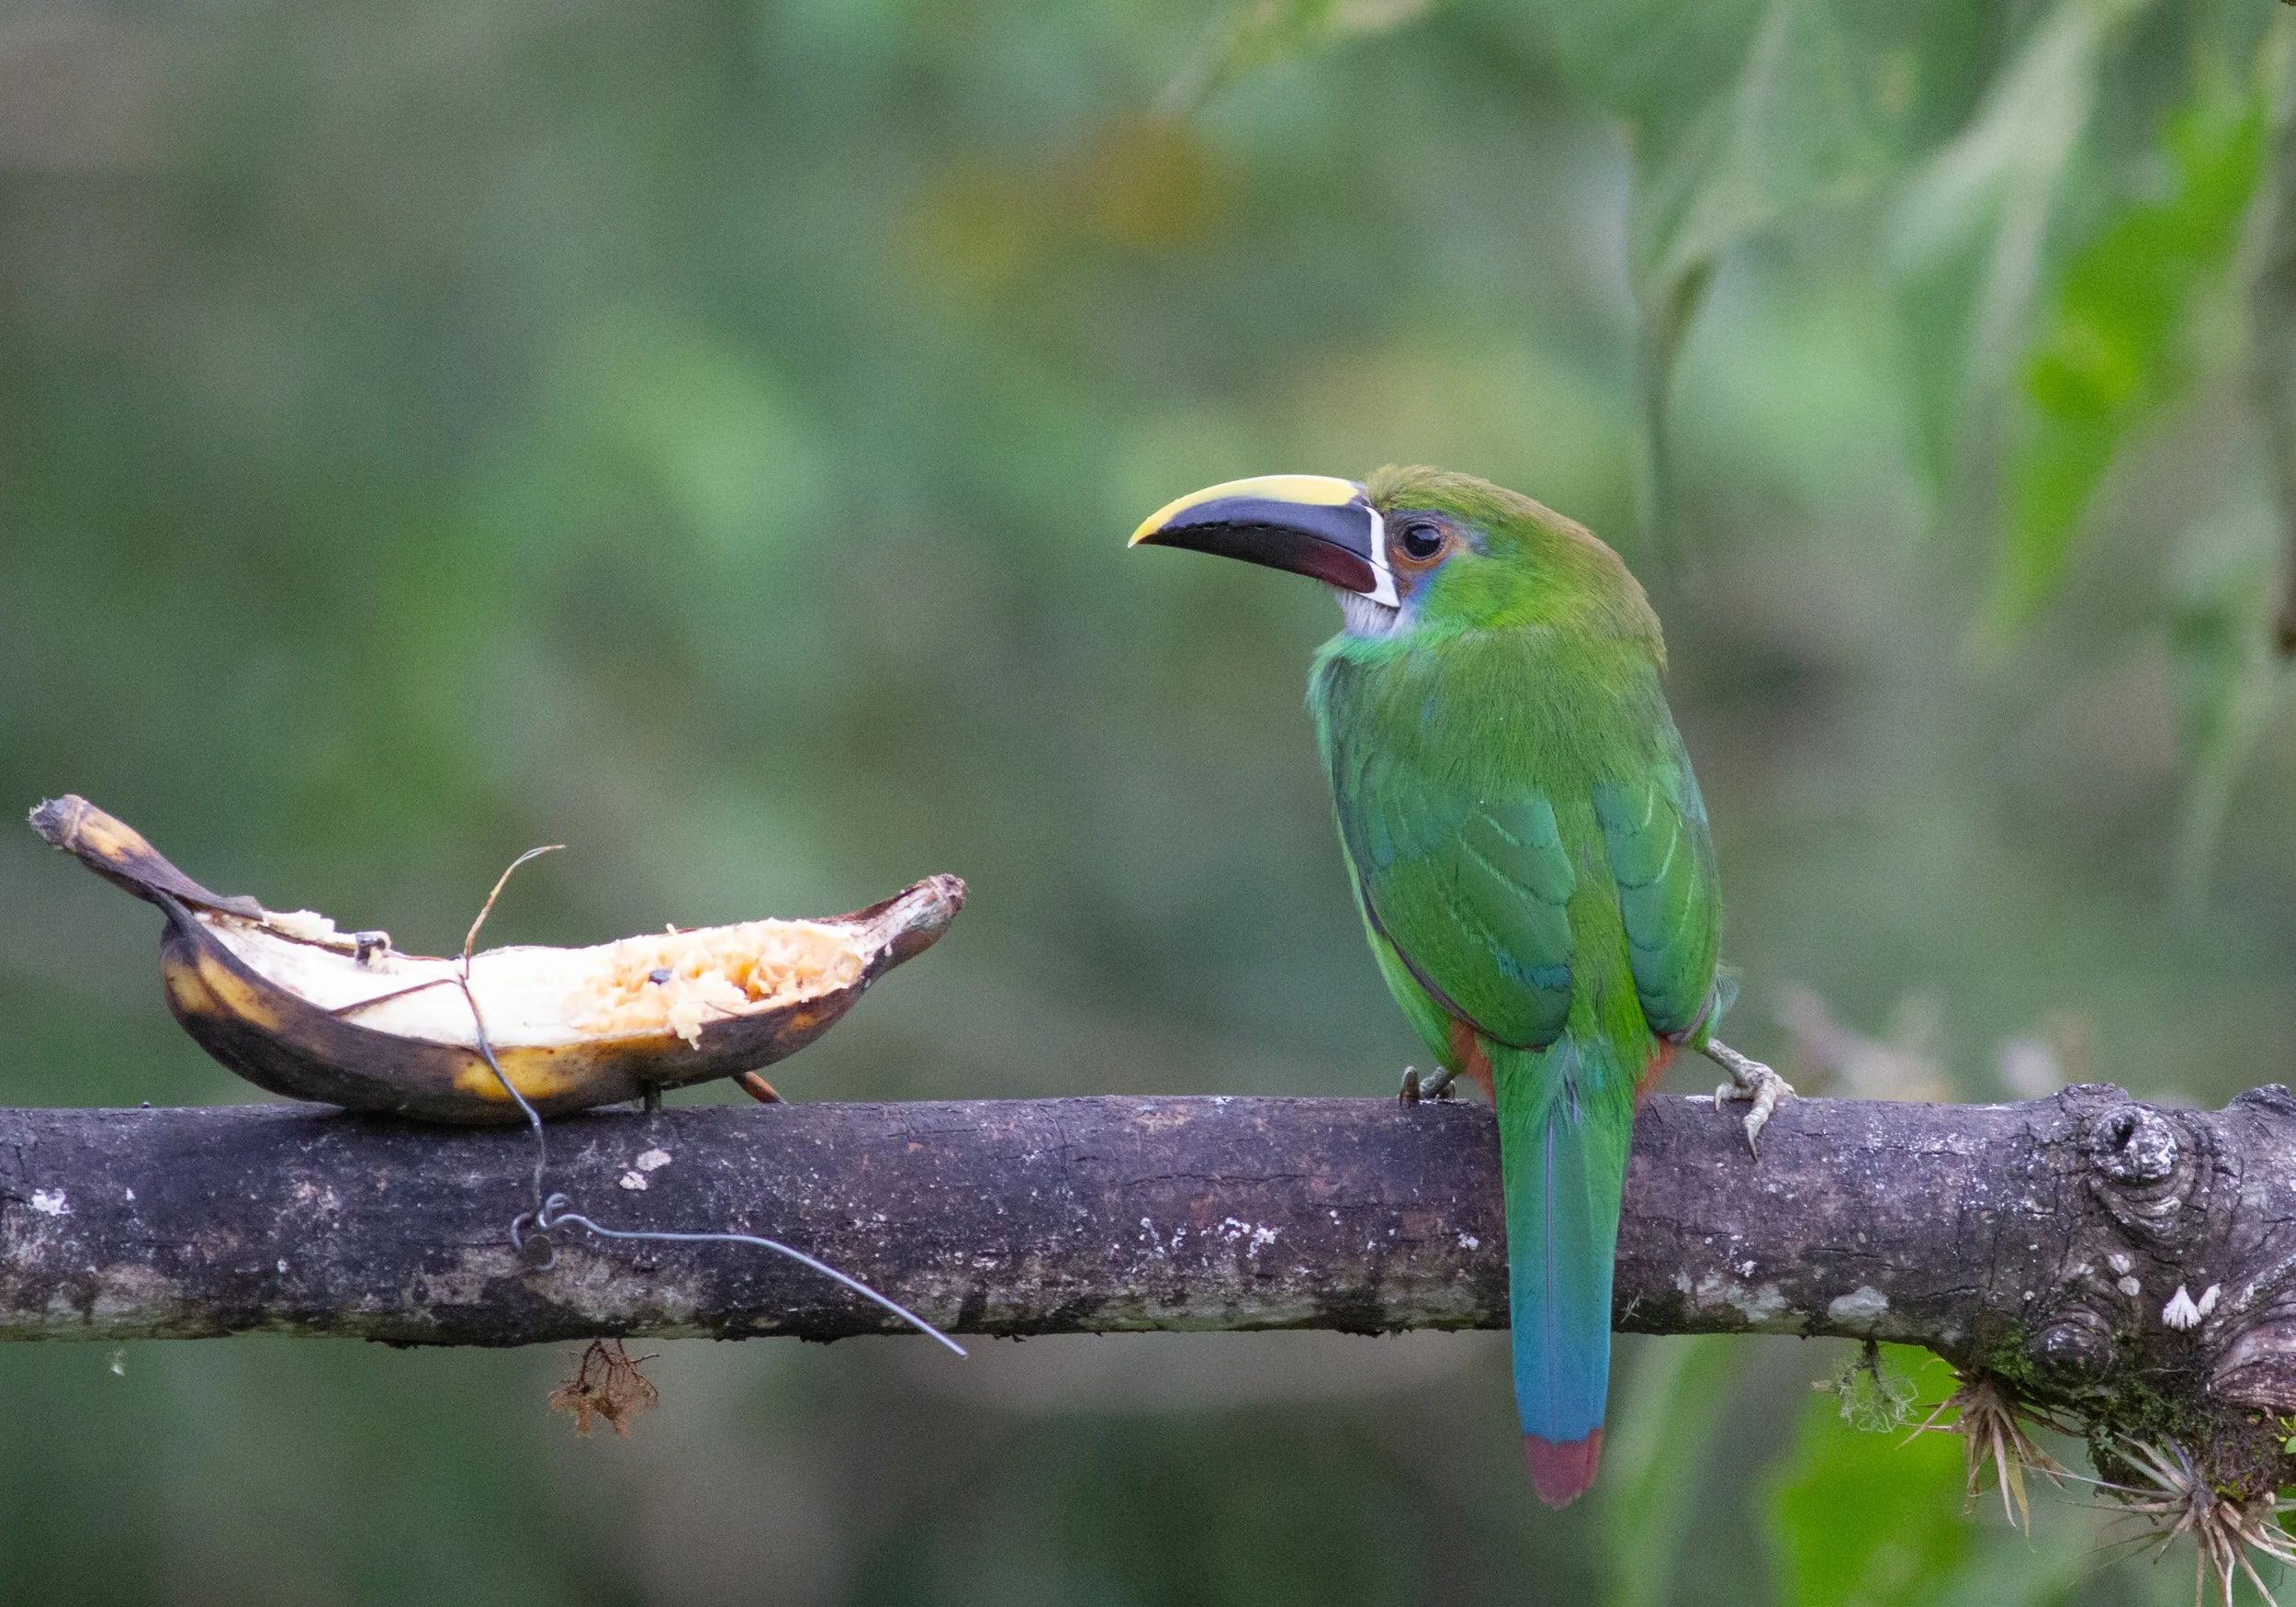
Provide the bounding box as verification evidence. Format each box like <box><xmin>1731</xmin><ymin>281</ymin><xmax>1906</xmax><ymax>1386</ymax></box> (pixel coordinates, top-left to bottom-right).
<box><xmin>1592</xmin><ymin>719</ymin><xmax>1720</xmax><ymax>1039</ymax></box>
<box><xmin>1333</xmin><ymin>742</ymin><xmax>1576</xmax><ymax>1050</ymax></box>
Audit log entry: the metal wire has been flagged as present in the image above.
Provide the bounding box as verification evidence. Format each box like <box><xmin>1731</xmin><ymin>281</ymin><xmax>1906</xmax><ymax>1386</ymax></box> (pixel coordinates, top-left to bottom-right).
<box><xmin>515</xmin><ymin>1194</ymin><xmax>966</xmax><ymax>1356</ymax></box>
<box><xmin>460</xmin><ymin>845</ymin><xmax>963</xmax><ymax>1359</ymax></box>
<box><xmin>463</xmin><ymin>977</ymin><xmax>548</xmax><ymax>1217</ymax></box>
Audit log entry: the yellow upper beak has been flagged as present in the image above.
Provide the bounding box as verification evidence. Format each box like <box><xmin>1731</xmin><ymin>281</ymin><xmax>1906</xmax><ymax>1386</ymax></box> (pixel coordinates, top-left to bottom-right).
<box><xmin>1127</xmin><ymin>474</ymin><xmax>1366</xmax><ymax>545</ymax></box>
<box><xmin>1127</xmin><ymin>474</ymin><xmax>1398</xmax><ymax>608</ymax></box>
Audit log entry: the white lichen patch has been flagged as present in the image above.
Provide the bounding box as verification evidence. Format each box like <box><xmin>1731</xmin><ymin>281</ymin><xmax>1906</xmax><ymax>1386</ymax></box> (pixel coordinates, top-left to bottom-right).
<box><xmin>520</xmin><ymin>1252</ymin><xmax>711</xmax><ymax>1330</ymax></box>
<box><xmin>1826</xmin><ymin>1286</ymin><xmax>1890</xmax><ymax>1331</ymax></box>
<box><xmin>617</xmin><ymin>1170</ymin><xmax>649</xmax><ymax>1191</ymax></box>
<box><xmin>84</xmin><ymin>1264</ymin><xmax>186</xmax><ymax>1324</ymax></box>
<box><xmin>1216</xmin><ymin>1218</ymin><xmax>1278</xmax><ymax>1252</ymax></box>
<box><xmin>2119</xmin><ymin>1275</ymin><xmax>2143</xmax><ymax>1298</ymax></box>
<box><xmin>635</xmin><ymin>1149</ymin><xmax>672</xmax><ymax>1172</ymax></box>
<box><xmin>288</xmin><ymin>1179</ymin><xmax>344</xmax><ymax>1215</ymax></box>
<box><xmin>28</xmin><ymin>1190</ymin><xmax>68</xmax><ymax>1217</ymax></box>
<box><xmin>1728</xmin><ymin>1284</ymin><xmax>1791</xmax><ymax>1326</ymax></box>
<box><xmin>411</xmin><ymin>1245</ymin><xmax>525</xmax><ymax>1310</ymax></box>
<box><xmin>1457</xmin><ymin>1232</ymin><xmax>1480</xmax><ymax>1251</ymax></box>
<box><xmin>1690</xmin><ymin>1272</ymin><xmax>1793</xmax><ymax>1329</ymax></box>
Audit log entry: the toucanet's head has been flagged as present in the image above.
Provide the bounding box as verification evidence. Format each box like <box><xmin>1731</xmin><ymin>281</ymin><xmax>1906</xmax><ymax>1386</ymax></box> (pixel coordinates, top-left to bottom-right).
<box><xmin>1129</xmin><ymin>466</ymin><xmax>1660</xmax><ymax>650</ymax></box>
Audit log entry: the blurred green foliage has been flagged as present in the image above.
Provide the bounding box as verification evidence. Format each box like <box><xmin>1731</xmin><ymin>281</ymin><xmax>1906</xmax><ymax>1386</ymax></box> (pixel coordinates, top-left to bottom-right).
<box><xmin>1764</xmin><ymin>1351</ymin><xmax>2216</xmax><ymax>1607</ymax></box>
<box><xmin>2001</xmin><ymin>73</ymin><xmax>2266</xmax><ymax>631</ymax></box>
<box><xmin>1770</xmin><ymin>1360</ymin><xmax>1972</xmax><ymax>1607</ymax></box>
<box><xmin>4</xmin><ymin>0</ymin><xmax>2296</xmax><ymax>1601</ymax></box>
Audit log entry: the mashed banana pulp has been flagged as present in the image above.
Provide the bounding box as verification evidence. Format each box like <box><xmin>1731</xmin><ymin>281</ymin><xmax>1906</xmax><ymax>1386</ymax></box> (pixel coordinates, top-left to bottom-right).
<box><xmin>565</xmin><ymin>922</ymin><xmax>867</xmax><ymax>1047</ymax></box>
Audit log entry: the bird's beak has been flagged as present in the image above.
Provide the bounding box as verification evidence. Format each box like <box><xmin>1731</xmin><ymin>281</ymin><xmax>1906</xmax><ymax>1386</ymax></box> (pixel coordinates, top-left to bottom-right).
<box><xmin>1128</xmin><ymin>475</ymin><xmax>1398</xmax><ymax>608</ymax></box>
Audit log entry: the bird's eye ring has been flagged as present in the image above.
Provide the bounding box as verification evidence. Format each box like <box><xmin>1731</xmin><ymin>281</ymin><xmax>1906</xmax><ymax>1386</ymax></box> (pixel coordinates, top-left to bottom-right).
<box><xmin>1397</xmin><ymin>520</ymin><xmax>1445</xmax><ymax>561</ymax></box>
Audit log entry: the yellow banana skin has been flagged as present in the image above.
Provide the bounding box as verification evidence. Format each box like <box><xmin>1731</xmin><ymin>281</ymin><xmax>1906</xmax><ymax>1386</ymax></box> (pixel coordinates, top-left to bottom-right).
<box><xmin>30</xmin><ymin>795</ymin><xmax>964</xmax><ymax>1124</ymax></box>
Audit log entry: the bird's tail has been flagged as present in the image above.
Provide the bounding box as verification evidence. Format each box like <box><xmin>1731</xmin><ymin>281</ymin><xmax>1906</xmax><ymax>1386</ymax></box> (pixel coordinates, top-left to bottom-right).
<box><xmin>1493</xmin><ymin>1032</ymin><xmax>1633</xmax><ymax>1509</ymax></box>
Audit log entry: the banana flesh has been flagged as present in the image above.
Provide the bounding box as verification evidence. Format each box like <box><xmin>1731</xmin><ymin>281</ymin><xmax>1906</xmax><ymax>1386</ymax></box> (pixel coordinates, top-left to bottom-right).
<box><xmin>30</xmin><ymin>795</ymin><xmax>964</xmax><ymax>1124</ymax></box>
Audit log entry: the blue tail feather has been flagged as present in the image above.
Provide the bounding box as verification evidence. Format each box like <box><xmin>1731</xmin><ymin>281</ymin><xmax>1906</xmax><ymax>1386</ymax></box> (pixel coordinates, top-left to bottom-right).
<box><xmin>1493</xmin><ymin>1033</ymin><xmax>1632</xmax><ymax>1504</ymax></box>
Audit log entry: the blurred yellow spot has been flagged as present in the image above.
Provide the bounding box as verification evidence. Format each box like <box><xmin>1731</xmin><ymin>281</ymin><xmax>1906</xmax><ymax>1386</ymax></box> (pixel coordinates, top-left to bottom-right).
<box><xmin>1081</xmin><ymin>120</ymin><xmax>1220</xmax><ymax>251</ymax></box>
<box><xmin>911</xmin><ymin>118</ymin><xmax>1223</xmax><ymax>295</ymax></box>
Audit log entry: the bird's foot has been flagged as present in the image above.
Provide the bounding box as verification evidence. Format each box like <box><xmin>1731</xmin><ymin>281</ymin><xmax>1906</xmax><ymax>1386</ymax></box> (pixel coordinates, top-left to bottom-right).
<box><xmin>1702</xmin><ymin>1039</ymin><xmax>1793</xmax><ymax>1160</ymax></box>
<box><xmin>1399</xmin><ymin>1065</ymin><xmax>1458</xmax><ymax>1105</ymax></box>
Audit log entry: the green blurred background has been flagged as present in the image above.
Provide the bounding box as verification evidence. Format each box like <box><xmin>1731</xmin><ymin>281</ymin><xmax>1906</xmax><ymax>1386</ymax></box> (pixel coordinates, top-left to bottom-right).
<box><xmin>5</xmin><ymin>0</ymin><xmax>2295</xmax><ymax>1600</ymax></box>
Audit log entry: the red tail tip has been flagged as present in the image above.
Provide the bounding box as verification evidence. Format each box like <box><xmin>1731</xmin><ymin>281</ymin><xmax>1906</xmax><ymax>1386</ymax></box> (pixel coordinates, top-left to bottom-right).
<box><xmin>1524</xmin><ymin>1431</ymin><xmax>1604</xmax><ymax>1509</ymax></box>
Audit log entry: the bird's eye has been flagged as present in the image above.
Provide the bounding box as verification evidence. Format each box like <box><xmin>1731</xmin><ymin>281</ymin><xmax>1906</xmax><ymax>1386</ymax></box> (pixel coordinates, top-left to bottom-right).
<box><xmin>1398</xmin><ymin>520</ymin><xmax>1445</xmax><ymax>561</ymax></box>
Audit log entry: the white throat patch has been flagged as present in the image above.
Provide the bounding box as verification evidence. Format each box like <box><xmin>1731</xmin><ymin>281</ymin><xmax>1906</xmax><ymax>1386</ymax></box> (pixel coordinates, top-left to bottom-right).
<box><xmin>1336</xmin><ymin>589</ymin><xmax>1403</xmax><ymax>637</ymax></box>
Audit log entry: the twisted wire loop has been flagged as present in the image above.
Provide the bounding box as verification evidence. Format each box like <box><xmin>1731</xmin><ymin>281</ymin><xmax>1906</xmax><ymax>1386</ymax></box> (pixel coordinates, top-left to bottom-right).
<box><xmin>512</xmin><ymin>1194</ymin><xmax>967</xmax><ymax>1356</ymax></box>
<box><xmin>459</xmin><ymin>847</ymin><xmax>965</xmax><ymax>1358</ymax></box>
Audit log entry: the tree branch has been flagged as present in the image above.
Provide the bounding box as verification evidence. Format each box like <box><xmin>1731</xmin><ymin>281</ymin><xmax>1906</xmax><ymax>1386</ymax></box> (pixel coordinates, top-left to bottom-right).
<box><xmin>6</xmin><ymin>1087</ymin><xmax>2295</xmax><ymax>1448</ymax></box>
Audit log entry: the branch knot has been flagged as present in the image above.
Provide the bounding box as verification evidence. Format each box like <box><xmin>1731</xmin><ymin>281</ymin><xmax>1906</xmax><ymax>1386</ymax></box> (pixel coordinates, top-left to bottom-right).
<box><xmin>2074</xmin><ymin>1094</ymin><xmax>2216</xmax><ymax>1253</ymax></box>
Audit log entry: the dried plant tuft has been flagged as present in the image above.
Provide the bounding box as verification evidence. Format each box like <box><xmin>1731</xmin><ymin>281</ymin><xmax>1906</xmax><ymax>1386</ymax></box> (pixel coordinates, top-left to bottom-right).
<box><xmin>1907</xmin><ymin>1370</ymin><xmax>2067</xmax><ymax>1530</ymax></box>
<box><xmin>548</xmin><ymin>1338</ymin><xmax>660</xmax><ymax>1438</ymax></box>
<box><xmin>2110</xmin><ymin>1439</ymin><xmax>2296</xmax><ymax>1607</ymax></box>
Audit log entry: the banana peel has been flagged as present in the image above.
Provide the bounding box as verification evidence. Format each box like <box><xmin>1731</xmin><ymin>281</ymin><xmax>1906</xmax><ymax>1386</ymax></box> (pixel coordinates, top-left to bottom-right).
<box><xmin>30</xmin><ymin>795</ymin><xmax>964</xmax><ymax>1124</ymax></box>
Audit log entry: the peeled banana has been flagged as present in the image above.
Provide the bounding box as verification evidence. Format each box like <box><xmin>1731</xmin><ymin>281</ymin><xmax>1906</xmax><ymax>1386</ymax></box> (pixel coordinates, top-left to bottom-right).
<box><xmin>30</xmin><ymin>795</ymin><xmax>963</xmax><ymax>1123</ymax></box>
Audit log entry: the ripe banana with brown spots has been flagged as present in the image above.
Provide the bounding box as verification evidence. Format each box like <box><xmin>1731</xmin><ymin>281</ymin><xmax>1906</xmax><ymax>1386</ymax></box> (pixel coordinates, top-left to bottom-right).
<box><xmin>30</xmin><ymin>795</ymin><xmax>963</xmax><ymax>1124</ymax></box>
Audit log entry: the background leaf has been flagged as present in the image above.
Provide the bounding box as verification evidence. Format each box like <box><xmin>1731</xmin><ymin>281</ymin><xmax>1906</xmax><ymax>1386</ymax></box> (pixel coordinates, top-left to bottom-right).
<box><xmin>1525</xmin><ymin>0</ymin><xmax>2005</xmax><ymax>552</ymax></box>
<box><xmin>1886</xmin><ymin>0</ymin><xmax>2145</xmax><ymax>505</ymax></box>
<box><xmin>1157</xmin><ymin>0</ymin><xmax>1435</xmax><ymax>117</ymax></box>
<box><xmin>1990</xmin><ymin>69</ymin><xmax>2268</xmax><ymax>632</ymax></box>
<box><xmin>2168</xmin><ymin>469</ymin><xmax>2290</xmax><ymax>913</ymax></box>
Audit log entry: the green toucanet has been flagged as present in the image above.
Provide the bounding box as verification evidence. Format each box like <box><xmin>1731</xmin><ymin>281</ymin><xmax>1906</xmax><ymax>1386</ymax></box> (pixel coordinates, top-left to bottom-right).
<box><xmin>1130</xmin><ymin>466</ymin><xmax>1787</xmax><ymax>1507</ymax></box>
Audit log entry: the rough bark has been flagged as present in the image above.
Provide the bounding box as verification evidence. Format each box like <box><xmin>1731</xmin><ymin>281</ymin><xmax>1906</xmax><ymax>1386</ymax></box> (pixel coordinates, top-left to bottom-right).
<box><xmin>5</xmin><ymin>1085</ymin><xmax>2295</xmax><ymax>1467</ymax></box>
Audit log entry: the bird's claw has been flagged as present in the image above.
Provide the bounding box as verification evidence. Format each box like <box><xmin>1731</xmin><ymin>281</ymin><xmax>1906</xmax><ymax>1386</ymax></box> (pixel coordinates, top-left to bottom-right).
<box><xmin>1703</xmin><ymin>1039</ymin><xmax>1792</xmax><ymax>1160</ymax></box>
<box><xmin>1399</xmin><ymin>1065</ymin><xmax>1457</xmax><ymax>1106</ymax></box>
